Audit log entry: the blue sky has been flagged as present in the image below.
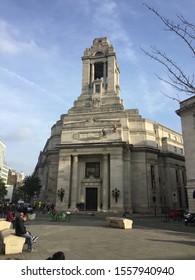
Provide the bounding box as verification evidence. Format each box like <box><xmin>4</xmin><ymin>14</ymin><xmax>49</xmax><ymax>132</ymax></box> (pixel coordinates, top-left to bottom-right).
<box><xmin>0</xmin><ymin>0</ymin><xmax>194</xmax><ymax>176</ymax></box>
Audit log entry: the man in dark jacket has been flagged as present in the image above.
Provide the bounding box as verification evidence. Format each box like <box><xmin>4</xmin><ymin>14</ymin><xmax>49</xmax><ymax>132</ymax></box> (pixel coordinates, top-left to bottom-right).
<box><xmin>15</xmin><ymin>212</ymin><xmax>37</xmax><ymax>252</ymax></box>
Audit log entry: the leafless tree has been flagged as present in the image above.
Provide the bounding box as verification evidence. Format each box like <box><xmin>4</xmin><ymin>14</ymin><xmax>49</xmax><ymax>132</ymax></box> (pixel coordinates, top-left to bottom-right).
<box><xmin>142</xmin><ymin>3</ymin><xmax>195</xmax><ymax>97</ymax></box>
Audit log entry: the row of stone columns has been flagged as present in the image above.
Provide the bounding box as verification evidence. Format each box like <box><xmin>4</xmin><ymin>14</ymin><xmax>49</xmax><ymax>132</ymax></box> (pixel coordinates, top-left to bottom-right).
<box><xmin>56</xmin><ymin>151</ymin><xmax>131</xmax><ymax>212</ymax></box>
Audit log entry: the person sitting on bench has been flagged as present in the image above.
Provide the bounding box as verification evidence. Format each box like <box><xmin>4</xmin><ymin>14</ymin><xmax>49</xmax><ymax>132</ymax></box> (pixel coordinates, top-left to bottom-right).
<box><xmin>15</xmin><ymin>212</ymin><xmax>38</xmax><ymax>252</ymax></box>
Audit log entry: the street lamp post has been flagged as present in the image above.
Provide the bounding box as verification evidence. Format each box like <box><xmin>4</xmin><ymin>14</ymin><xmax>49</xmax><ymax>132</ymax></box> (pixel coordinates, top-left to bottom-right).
<box><xmin>58</xmin><ymin>188</ymin><xmax>65</xmax><ymax>202</ymax></box>
<box><xmin>112</xmin><ymin>188</ymin><xmax>120</xmax><ymax>203</ymax></box>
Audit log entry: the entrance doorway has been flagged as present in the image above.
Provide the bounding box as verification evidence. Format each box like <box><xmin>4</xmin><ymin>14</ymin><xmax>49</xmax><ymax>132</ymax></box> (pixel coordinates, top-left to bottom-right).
<box><xmin>85</xmin><ymin>188</ymin><xmax>98</xmax><ymax>210</ymax></box>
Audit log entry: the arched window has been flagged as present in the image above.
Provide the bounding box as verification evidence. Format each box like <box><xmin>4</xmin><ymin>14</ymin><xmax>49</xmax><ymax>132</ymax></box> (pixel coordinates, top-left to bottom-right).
<box><xmin>95</xmin><ymin>51</ymin><xmax>104</xmax><ymax>56</ymax></box>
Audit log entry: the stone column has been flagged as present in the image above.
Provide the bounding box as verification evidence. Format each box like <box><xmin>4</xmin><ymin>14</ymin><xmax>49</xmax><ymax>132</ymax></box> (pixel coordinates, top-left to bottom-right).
<box><xmin>56</xmin><ymin>154</ymin><xmax>71</xmax><ymax>210</ymax></box>
<box><xmin>102</xmin><ymin>154</ymin><xmax>109</xmax><ymax>210</ymax></box>
<box><xmin>91</xmin><ymin>63</ymin><xmax>94</xmax><ymax>85</ymax></box>
<box><xmin>107</xmin><ymin>56</ymin><xmax>115</xmax><ymax>94</ymax></box>
<box><xmin>103</xmin><ymin>62</ymin><xmax>107</xmax><ymax>88</ymax></box>
<box><xmin>187</xmin><ymin>181</ymin><xmax>195</xmax><ymax>213</ymax></box>
<box><xmin>110</xmin><ymin>150</ymin><xmax>124</xmax><ymax>211</ymax></box>
<box><xmin>70</xmin><ymin>155</ymin><xmax>78</xmax><ymax>211</ymax></box>
<box><xmin>82</xmin><ymin>59</ymin><xmax>90</xmax><ymax>94</ymax></box>
<box><xmin>123</xmin><ymin>150</ymin><xmax>132</xmax><ymax>212</ymax></box>
<box><xmin>178</xmin><ymin>168</ymin><xmax>187</xmax><ymax>209</ymax></box>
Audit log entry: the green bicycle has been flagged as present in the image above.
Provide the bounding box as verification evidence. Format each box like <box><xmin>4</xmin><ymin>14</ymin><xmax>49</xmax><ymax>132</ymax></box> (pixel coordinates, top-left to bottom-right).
<box><xmin>48</xmin><ymin>210</ymin><xmax>70</xmax><ymax>222</ymax></box>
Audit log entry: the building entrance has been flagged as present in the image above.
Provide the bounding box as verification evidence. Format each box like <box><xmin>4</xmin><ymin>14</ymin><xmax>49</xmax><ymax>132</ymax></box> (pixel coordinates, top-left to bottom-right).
<box><xmin>85</xmin><ymin>187</ymin><xmax>98</xmax><ymax>210</ymax></box>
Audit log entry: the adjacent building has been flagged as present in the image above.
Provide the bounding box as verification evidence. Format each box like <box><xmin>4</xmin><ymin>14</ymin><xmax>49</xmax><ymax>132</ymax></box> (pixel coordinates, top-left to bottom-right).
<box><xmin>0</xmin><ymin>140</ymin><xmax>25</xmax><ymax>202</ymax></box>
<box><xmin>34</xmin><ymin>38</ymin><xmax>187</xmax><ymax>213</ymax></box>
<box><xmin>5</xmin><ymin>169</ymin><xmax>25</xmax><ymax>203</ymax></box>
<box><xmin>0</xmin><ymin>140</ymin><xmax>9</xmax><ymax>184</ymax></box>
<box><xmin>176</xmin><ymin>96</ymin><xmax>195</xmax><ymax>212</ymax></box>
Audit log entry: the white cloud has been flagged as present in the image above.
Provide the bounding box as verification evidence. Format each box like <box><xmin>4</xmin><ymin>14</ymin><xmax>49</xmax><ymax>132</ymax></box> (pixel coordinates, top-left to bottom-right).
<box><xmin>0</xmin><ymin>20</ymin><xmax>39</xmax><ymax>54</ymax></box>
<box><xmin>0</xmin><ymin>0</ymin><xmax>185</xmax><ymax>174</ymax></box>
<box><xmin>92</xmin><ymin>1</ymin><xmax>137</xmax><ymax>62</ymax></box>
<box><xmin>0</xmin><ymin>65</ymin><xmax>44</xmax><ymax>88</ymax></box>
<box><xmin>0</xmin><ymin>19</ymin><xmax>58</xmax><ymax>59</ymax></box>
<box><xmin>0</xmin><ymin>66</ymin><xmax>65</xmax><ymax>104</ymax></box>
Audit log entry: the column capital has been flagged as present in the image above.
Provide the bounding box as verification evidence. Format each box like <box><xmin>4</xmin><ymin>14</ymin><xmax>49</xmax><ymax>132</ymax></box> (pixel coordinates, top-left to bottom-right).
<box><xmin>72</xmin><ymin>154</ymin><xmax>78</xmax><ymax>161</ymax></box>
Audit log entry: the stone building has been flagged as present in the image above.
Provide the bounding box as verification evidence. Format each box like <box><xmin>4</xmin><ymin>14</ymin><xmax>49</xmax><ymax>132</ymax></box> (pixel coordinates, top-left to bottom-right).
<box><xmin>176</xmin><ymin>96</ymin><xmax>195</xmax><ymax>213</ymax></box>
<box><xmin>0</xmin><ymin>140</ymin><xmax>8</xmax><ymax>183</ymax></box>
<box><xmin>34</xmin><ymin>37</ymin><xmax>187</xmax><ymax>213</ymax></box>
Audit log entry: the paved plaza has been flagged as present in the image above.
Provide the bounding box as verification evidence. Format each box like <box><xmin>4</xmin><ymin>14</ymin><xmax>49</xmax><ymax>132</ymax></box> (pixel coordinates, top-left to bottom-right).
<box><xmin>0</xmin><ymin>212</ymin><xmax>195</xmax><ymax>260</ymax></box>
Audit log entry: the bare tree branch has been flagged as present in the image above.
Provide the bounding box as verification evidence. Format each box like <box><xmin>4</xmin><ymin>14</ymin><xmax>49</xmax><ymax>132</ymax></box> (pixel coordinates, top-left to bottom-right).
<box><xmin>142</xmin><ymin>3</ymin><xmax>195</xmax><ymax>96</ymax></box>
<box><xmin>143</xmin><ymin>3</ymin><xmax>195</xmax><ymax>56</ymax></box>
<box><xmin>160</xmin><ymin>91</ymin><xmax>180</xmax><ymax>102</ymax></box>
<box><xmin>141</xmin><ymin>46</ymin><xmax>195</xmax><ymax>94</ymax></box>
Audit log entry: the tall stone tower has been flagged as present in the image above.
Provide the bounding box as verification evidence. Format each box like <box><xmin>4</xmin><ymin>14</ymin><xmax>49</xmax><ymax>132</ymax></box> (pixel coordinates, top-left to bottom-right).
<box><xmin>69</xmin><ymin>37</ymin><xmax>124</xmax><ymax>113</ymax></box>
<box><xmin>57</xmin><ymin>37</ymin><xmax>131</xmax><ymax>212</ymax></box>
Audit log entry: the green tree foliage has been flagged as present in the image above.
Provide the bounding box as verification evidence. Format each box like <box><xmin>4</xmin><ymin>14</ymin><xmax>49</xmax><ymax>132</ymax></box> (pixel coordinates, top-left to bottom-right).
<box><xmin>0</xmin><ymin>177</ymin><xmax>8</xmax><ymax>201</ymax></box>
<box><xmin>14</xmin><ymin>185</ymin><xmax>25</xmax><ymax>202</ymax></box>
<box><xmin>21</xmin><ymin>175</ymin><xmax>42</xmax><ymax>202</ymax></box>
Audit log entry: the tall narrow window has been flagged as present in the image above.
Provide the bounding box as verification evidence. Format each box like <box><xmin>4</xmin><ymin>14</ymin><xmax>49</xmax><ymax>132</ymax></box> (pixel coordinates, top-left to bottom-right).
<box><xmin>94</xmin><ymin>62</ymin><xmax>104</xmax><ymax>79</ymax></box>
<box><xmin>151</xmin><ymin>165</ymin><xmax>156</xmax><ymax>188</ymax></box>
<box><xmin>176</xmin><ymin>169</ymin><xmax>179</xmax><ymax>184</ymax></box>
<box><xmin>95</xmin><ymin>84</ymin><xmax>100</xmax><ymax>93</ymax></box>
<box><xmin>86</xmin><ymin>162</ymin><xmax>100</xmax><ymax>178</ymax></box>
